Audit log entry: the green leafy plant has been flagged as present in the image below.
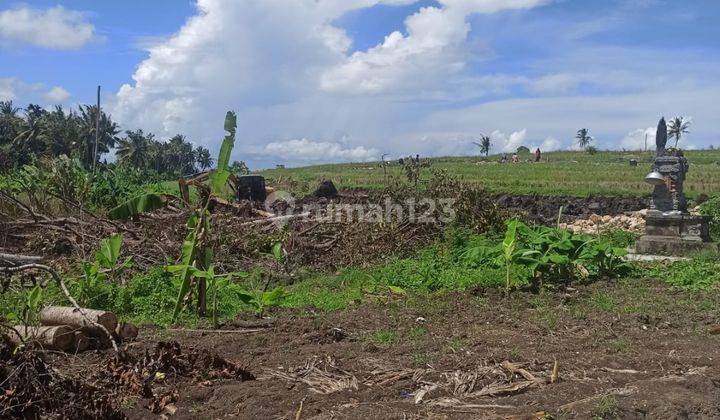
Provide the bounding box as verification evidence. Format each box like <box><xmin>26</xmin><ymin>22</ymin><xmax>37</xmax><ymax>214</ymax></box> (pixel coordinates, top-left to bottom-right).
<box><xmin>502</xmin><ymin>219</ymin><xmax>519</xmax><ymax>292</ymax></box>
<box><xmin>460</xmin><ymin>219</ymin><xmax>632</xmax><ymax>289</ymax></box>
<box><xmin>237</xmin><ymin>287</ymin><xmax>286</xmax><ymax>316</ymax></box>
<box><xmin>699</xmin><ymin>196</ymin><xmax>720</xmax><ymax>240</ymax></box>
<box><xmin>5</xmin><ymin>284</ymin><xmax>43</xmax><ymax>328</ymax></box>
<box><xmin>170</xmin><ymin>111</ymin><xmax>238</xmax><ymax>323</ymax></box>
<box><xmin>645</xmin><ymin>253</ymin><xmax>720</xmax><ymax>290</ymax></box>
<box><xmin>107</xmin><ymin>192</ymin><xmax>169</xmax><ymax>220</ymax></box>
<box><xmin>76</xmin><ymin>233</ymin><xmax>133</xmax><ymax>308</ymax></box>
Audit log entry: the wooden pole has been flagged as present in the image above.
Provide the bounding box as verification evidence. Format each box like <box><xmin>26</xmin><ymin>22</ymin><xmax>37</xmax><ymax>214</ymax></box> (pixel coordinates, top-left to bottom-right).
<box><xmin>92</xmin><ymin>85</ymin><xmax>100</xmax><ymax>173</ymax></box>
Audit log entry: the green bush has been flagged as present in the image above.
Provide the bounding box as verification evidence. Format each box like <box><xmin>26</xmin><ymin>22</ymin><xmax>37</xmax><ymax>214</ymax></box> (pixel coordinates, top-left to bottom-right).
<box><xmin>455</xmin><ymin>220</ymin><xmax>632</xmax><ymax>288</ymax></box>
<box><xmin>699</xmin><ymin>196</ymin><xmax>720</xmax><ymax>240</ymax></box>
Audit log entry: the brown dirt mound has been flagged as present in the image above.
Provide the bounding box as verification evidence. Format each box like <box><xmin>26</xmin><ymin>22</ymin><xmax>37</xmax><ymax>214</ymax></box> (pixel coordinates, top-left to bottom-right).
<box><xmin>494</xmin><ymin>193</ymin><xmax>648</xmax><ymax>225</ymax></box>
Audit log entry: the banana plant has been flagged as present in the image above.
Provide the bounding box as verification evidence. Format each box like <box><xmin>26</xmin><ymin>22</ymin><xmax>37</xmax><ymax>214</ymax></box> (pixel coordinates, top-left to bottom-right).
<box><xmin>170</xmin><ymin>111</ymin><xmax>237</xmax><ymax>322</ymax></box>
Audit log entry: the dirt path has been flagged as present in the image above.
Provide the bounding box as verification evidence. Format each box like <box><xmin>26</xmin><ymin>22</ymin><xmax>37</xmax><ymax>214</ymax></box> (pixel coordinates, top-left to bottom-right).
<box><xmin>48</xmin><ymin>278</ymin><xmax>720</xmax><ymax>419</ymax></box>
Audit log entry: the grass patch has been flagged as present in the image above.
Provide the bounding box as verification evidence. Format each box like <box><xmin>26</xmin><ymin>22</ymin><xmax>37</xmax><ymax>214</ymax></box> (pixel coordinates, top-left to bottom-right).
<box><xmin>593</xmin><ymin>394</ymin><xmax>620</xmax><ymax>419</ymax></box>
<box><xmin>366</xmin><ymin>330</ymin><xmax>398</xmax><ymax>347</ymax></box>
<box><xmin>590</xmin><ymin>290</ymin><xmax>615</xmax><ymax>312</ymax></box>
<box><xmin>259</xmin><ymin>150</ymin><xmax>720</xmax><ymax>198</ymax></box>
<box><xmin>607</xmin><ymin>338</ymin><xmax>630</xmax><ymax>354</ymax></box>
<box><xmin>409</xmin><ymin>326</ymin><xmax>429</xmax><ymax>339</ymax></box>
<box><xmin>645</xmin><ymin>253</ymin><xmax>720</xmax><ymax>290</ymax></box>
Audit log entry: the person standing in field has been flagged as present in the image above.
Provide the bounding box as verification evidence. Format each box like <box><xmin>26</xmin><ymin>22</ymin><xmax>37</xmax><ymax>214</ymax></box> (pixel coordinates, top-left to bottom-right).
<box><xmin>535</xmin><ymin>148</ymin><xmax>541</xmax><ymax>162</ymax></box>
<box><xmin>511</xmin><ymin>153</ymin><xmax>519</xmax><ymax>163</ymax></box>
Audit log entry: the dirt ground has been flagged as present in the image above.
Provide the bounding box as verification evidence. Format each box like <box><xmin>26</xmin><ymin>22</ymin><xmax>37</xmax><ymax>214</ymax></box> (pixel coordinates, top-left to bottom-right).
<box><xmin>45</xmin><ymin>277</ymin><xmax>720</xmax><ymax>419</ymax></box>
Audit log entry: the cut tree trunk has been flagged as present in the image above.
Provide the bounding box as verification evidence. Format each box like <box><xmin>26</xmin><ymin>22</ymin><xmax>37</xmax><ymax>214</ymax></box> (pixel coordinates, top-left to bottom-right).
<box><xmin>73</xmin><ymin>331</ymin><xmax>90</xmax><ymax>352</ymax></box>
<box><xmin>115</xmin><ymin>322</ymin><xmax>139</xmax><ymax>342</ymax></box>
<box><xmin>8</xmin><ymin>325</ymin><xmax>75</xmax><ymax>351</ymax></box>
<box><xmin>40</xmin><ymin>306</ymin><xmax>118</xmax><ymax>336</ymax></box>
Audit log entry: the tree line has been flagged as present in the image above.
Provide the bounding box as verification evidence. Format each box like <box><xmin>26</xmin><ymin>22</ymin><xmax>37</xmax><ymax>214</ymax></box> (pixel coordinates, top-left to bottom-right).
<box><xmin>0</xmin><ymin>100</ymin><xmax>247</xmax><ymax>177</ymax></box>
<box><xmin>472</xmin><ymin>116</ymin><xmax>691</xmax><ymax>158</ymax></box>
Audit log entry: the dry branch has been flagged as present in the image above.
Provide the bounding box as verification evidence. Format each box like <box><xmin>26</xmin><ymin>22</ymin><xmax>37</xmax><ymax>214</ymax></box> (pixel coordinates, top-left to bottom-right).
<box><xmin>501</xmin><ymin>360</ymin><xmax>542</xmax><ymax>383</ymax></box>
<box><xmin>0</xmin><ymin>253</ymin><xmax>43</xmax><ymax>265</ymax></box>
<box><xmin>241</xmin><ymin>212</ymin><xmax>311</xmax><ymax>226</ymax></box>
<box><xmin>73</xmin><ymin>330</ymin><xmax>90</xmax><ymax>352</ymax></box>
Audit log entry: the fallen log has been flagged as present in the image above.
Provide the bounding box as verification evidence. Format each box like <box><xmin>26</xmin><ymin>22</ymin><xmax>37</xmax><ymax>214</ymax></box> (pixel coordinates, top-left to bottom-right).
<box><xmin>8</xmin><ymin>325</ymin><xmax>75</xmax><ymax>351</ymax></box>
<box><xmin>40</xmin><ymin>306</ymin><xmax>118</xmax><ymax>336</ymax></box>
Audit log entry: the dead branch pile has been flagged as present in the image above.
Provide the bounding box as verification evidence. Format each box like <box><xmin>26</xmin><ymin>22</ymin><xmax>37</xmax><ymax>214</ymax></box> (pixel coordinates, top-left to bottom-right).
<box><xmin>2</xmin><ymin>173</ymin><xmax>507</xmax><ymax>275</ymax></box>
<box><xmin>265</xmin><ymin>355</ymin><xmax>358</xmax><ymax>394</ymax></box>
<box><xmin>0</xmin><ymin>339</ymin><xmax>255</xmax><ymax>418</ymax></box>
<box><xmin>0</xmin><ymin>340</ymin><xmax>124</xmax><ymax>419</ymax></box>
<box><xmin>97</xmin><ymin>341</ymin><xmax>255</xmax><ymax>413</ymax></box>
<box><xmin>268</xmin><ymin>356</ymin><xmax>553</xmax><ymax>405</ymax></box>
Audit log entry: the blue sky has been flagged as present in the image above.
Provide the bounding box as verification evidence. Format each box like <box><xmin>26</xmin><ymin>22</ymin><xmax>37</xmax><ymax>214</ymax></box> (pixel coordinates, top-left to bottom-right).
<box><xmin>1</xmin><ymin>0</ymin><xmax>720</xmax><ymax>168</ymax></box>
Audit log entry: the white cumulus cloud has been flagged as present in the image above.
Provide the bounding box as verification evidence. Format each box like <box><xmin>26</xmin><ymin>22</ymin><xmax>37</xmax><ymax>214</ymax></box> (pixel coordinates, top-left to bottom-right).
<box><xmin>44</xmin><ymin>86</ymin><xmax>71</xmax><ymax>103</ymax></box>
<box><xmin>321</xmin><ymin>0</ymin><xmax>549</xmax><ymax>95</ymax></box>
<box><xmin>0</xmin><ymin>78</ymin><xmax>16</xmax><ymax>101</ymax></box>
<box><xmin>620</xmin><ymin>127</ymin><xmax>655</xmax><ymax>151</ymax></box>
<box><xmin>106</xmin><ymin>0</ymin><xmax>720</xmax><ymax>168</ymax></box>
<box><xmin>535</xmin><ymin>136</ymin><xmax>562</xmax><ymax>152</ymax></box>
<box><xmin>259</xmin><ymin>139</ymin><xmax>379</xmax><ymax>164</ymax></box>
<box><xmin>110</xmin><ymin>0</ymin><xmax>551</xmax><ymax>167</ymax></box>
<box><xmin>490</xmin><ymin>128</ymin><xmax>528</xmax><ymax>152</ymax></box>
<box><xmin>0</xmin><ymin>6</ymin><xmax>96</xmax><ymax>50</ymax></box>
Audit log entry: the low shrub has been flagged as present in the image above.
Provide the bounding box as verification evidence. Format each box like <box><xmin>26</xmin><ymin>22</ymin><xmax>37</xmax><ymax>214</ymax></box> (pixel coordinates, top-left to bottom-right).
<box><xmin>699</xmin><ymin>195</ymin><xmax>720</xmax><ymax>240</ymax></box>
<box><xmin>645</xmin><ymin>252</ymin><xmax>720</xmax><ymax>291</ymax></box>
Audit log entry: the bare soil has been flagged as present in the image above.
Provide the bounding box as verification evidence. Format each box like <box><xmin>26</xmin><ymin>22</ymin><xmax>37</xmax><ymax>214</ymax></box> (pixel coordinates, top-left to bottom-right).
<box><xmin>44</xmin><ymin>278</ymin><xmax>720</xmax><ymax>419</ymax></box>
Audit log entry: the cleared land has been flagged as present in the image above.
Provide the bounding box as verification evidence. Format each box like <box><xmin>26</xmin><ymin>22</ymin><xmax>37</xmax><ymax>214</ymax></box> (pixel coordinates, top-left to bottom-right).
<box><xmin>3</xmin><ymin>150</ymin><xmax>720</xmax><ymax>418</ymax></box>
<box><xmin>260</xmin><ymin>150</ymin><xmax>720</xmax><ymax>198</ymax></box>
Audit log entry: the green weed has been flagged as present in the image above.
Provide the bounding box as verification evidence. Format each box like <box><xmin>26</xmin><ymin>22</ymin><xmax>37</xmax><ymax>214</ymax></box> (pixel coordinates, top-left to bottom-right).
<box><xmin>607</xmin><ymin>338</ymin><xmax>630</xmax><ymax>354</ymax></box>
<box><xmin>593</xmin><ymin>394</ymin><xmax>620</xmax><ymax>419</ymax></box>
<box><xmin>645</xmin><ymin>254</ymin><xmax>720</xmax><ymax>290</ymax></box>
<box><xmin>590</xmin><ymin>291</ymin><xmax>615</xmax><ymax>311</ymax></box>
<box><xmin>367</xmin><ymin>330</ymin><xmax>398</xmax><ymax>347</ymax></box>
<box><xmin>409</xmin><ymin>326</ymin><xmax>429</xmax><ymax>339</ymax></box>
<box><xmin>444</xmin><ymin>337</ymin><xmax>465</xmax><ymax>353</ymax></box>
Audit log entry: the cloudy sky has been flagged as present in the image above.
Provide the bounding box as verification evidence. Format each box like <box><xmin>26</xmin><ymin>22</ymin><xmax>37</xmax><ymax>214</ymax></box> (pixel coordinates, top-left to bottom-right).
<box><xmin>1</xmin><ymin>0</ymin><xmax>719</xmax><ymax>168</ymax></box>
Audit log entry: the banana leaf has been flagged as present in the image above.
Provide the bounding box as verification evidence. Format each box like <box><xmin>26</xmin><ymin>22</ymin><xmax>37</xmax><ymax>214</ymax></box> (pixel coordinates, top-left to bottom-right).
<box><xmin>209</xmin><ymin>111</ymin><xmax>237</xmax><ymax>194</ymax></box>
<box><xmin>108</xmin><ymin>193</ymin><xmax>168</xmax><ymax>220</ymax></box>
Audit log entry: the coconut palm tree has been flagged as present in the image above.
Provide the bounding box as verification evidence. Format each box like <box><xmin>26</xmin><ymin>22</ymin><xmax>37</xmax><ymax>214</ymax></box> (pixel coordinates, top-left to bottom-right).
<box><xmin>576</xmin><ymin>128</ymin><xmax>593</xmax><ymax>149</ymax></box>
<box><xmin>472</xmin><ymin>134</ymin><xmax>491</xmax><ymax>156</ymax></box>
<box><xmin>11</xmin><ymin>104</ymin><xmax>48</xmax><ymax>164</ymax></box>
<box><xmin>166</xmin><ymin>134</ymin><xmax>197</xmax><ymax>175</ymax></box>
<box><xmin>77</xmin><ymin>104</ymin><xmax>120</xmax><ymax>169</ymax></box>
<box><xmin>43</xmin><ymin>106</ymin><xmax>81</xmax><ymax>158</ymax></box>
<box><xmin>667</xmin><ymin>116</ymin><xmax>691</xmax><ymax>149</ymax></box>
<box><xmin>0</xmin><ymin>100</ymin><xmax>22</xmax><ymax>146</ymax></box>
<box><xmin>117</xmin><ymin>129</ymin><xmax>152</xmax><ymax>168</ymax></box>
<box><xmin>195</xmin><ymin>146</ymin><xmax>213</xmax><ymax>170</ymax></box>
